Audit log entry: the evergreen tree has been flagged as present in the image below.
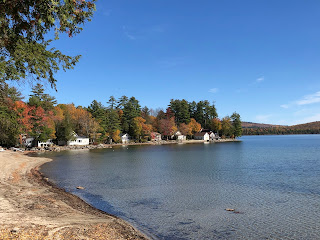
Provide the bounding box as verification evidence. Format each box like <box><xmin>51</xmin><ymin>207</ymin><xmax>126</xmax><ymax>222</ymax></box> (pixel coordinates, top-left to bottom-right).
<box><xmin>117</xmin><ymin>95</ymin><xmax>129</xmax><ymax>109</ymax></box>
<box><xmin>107</xmin><ymin>96</ymin><xmax>117</xmax><ymax>110</ymax></box>
<box><xmin>122</xmin><ymin>97</ymin><xmax>141</xmax><ymax>137</ymax></box>
<box><xmin>1</xmin><ymin>0</ymin><xmax>96</xmax><ymax>88</ymax></box>
<box><xmin>55</xmin><ymin>111</ymin><xmax>75</xmax><ymax>142</ymax></box>
<box><xmin>88</xmin><ymin>100</ymin><xmax>105</xmax><ymax>118</ymax></box>
<box><xmin>169</xmin><ymin>99</ymin><xmax>190</xmax><ymax>125</ymax></box>
<box><xmin>231</xmin><ymin>112</ymin><xmax>242</xmax><ymax>138</ymax></box>
<box><xmin>141</xmin><ymin>106</ymin><xmax>151</xmax><ymax>124</ymax></box>
<box><xmin>0</xmin><ymin>105</ymin><xmax>19</xmax><ymax>146</ymax></box>
<box><xmin>28</xmin><ymin>83</ymin><xmax>57</xmax><ymax>111</ymax></box>
<box><xmin>189</xmin><ymin>101</ymin><xmax>197</xmax><ymax>119</ymax></box>
<box><xmin>193</xmin><ymin>100</ymin><xmax>217</xmax><ymax>129</ymax></box>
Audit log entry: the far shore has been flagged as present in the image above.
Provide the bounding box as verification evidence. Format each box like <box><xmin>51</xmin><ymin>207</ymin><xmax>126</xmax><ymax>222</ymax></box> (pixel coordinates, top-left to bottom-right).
<box><xmin>16</xmin><ymin>138</ymin><xmax>241</xmax><ymax>153</ymax></box>
<box><xmin>0</xmin><ymin>150</ymin><xmax>150</xmax><ymax>239</ymax></box>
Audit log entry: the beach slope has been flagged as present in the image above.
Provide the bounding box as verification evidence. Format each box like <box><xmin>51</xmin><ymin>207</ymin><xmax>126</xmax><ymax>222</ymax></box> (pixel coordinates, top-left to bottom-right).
<box><xmin>0</xmin><ymin>151</ymin><xmax>148</xmax><ymax>239</ymax></box>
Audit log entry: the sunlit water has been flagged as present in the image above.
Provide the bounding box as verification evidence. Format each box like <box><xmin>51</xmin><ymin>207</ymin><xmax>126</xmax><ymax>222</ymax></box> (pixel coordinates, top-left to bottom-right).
<box><xmin>40</xmin><ymin>135</ymin><xmax>320</xmax><ymax>239</ymax></box>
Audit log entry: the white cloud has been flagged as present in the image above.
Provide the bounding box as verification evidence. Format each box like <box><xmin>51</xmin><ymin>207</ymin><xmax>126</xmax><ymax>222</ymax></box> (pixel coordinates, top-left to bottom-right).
<box><xmin>296</xmin><ymin>91</ymin><xmax>320</xmax><ymax>105</ymax></box>
<box><xmin>256</xmin><ymin>76</ymin><xmax>264</xmax><ymax>82</ymax></box>
<box><xmin>280</xmin><ymin>91</ymin><xmax>320</xmax><ymax>109</ymax></box>
<box><xmin>280</xmin><ymin>104</ymin><xmax>289</xmax><ymax>109</ymax></box>
<box><xmin>255</xmin><ymin>114</ymin><xmax>272</xmax><ymax>123</ymax></box>
<box><xmin>209</xmin><ymin>88</ymin><xmax>218</xmax><ymax>93</ymax></box>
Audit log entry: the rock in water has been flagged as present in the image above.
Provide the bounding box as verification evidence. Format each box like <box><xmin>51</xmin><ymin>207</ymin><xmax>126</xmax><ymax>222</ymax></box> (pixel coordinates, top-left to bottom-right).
<box><xmin>225</xmin><ymin>208</ymin><xmax>235</xmax><ymax>211</ymax></box>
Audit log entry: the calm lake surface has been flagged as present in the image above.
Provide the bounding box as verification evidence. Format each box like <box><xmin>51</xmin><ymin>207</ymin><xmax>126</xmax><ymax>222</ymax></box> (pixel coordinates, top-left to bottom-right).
<box><xmin>40</xmin><ymin>135</ymin><xmax>320</xmax><ymax>239</ymax></box>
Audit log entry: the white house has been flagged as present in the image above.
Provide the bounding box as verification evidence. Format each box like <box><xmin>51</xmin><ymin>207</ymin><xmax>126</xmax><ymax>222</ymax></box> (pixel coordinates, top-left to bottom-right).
<box><xmin>194</xmin><ymin>132</ymin><xmax>210</xmax><ymax>141</ymax></box>
<box><xmin>121</xmin><ymin>133</ymin><xmax>131</xmax><ymax>144</ymax></box>
<box><xmin>58</xmin><ymin>132</ymin><xmax>89</xmax><ymax>146</ymax></box>
<box><xmin>37</xmin><ymin>139</ymin><xmax>54</xmax><ymax>148</ymax></box>
<box><xmin>23</xmin><ymin>137</ymin><xmax>53</xmax><ymax>148</ymax></box>
<box><xmin>174</xmin><ymin>131</ymin><xmax>186</xmax><ymax>141</ymax></box>
<box><xmin>67</xmin><ymin>136</ymin><xmax>89</xmax><ymax>146</ymax></box>
<box><xmin>24</xmin><ymin>137</ymin><xmax>34</xmax><ymax>147</ymax></box>
<box><xmin>209</xmin><ymin>132</ymin><xmax>218</xmax><ymax>140</ymax></box>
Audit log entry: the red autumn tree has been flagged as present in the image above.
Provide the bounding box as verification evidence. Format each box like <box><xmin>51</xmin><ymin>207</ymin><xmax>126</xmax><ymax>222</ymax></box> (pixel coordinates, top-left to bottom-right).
<box><xmin>159</xmin><ymin>117</ymin><xmax>177</xmax><ymax>140</ymax></box>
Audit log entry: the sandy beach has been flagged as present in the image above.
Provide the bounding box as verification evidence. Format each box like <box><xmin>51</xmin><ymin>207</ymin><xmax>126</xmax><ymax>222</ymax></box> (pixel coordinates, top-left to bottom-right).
<box><xmin>0</xmin><ymin>150</ymin><xmax>149</xmax><ymax>240</ymax></box>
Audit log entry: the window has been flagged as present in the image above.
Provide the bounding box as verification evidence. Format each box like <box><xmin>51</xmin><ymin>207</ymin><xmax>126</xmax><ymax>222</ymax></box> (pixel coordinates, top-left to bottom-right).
<box><xmin>78</xmin><ymin>140</ymin><xmax>81</xmax><ymax>142</ymax></box>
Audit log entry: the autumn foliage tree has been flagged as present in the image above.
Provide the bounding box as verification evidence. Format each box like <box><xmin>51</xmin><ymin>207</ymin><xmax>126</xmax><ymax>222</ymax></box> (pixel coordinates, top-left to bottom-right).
<box><xmin>132</xmin><ymin>117</ymin><xmax>152</xmax><ymax>142</ymax></box>
<box><xmin>221</xmin><ymin>117</ymin><xmax>233</xmax><ymax>138</ymax></box>
<box><xmin>159</xmin><ymin>117</ymin><xmax>177</xmax><ymax>140</ymax></box>
<box><xmin>111</xmin><ymin>129</ymin><xmax>121</xmax><ymax>143</ymax></box>
<box><xmin>179</xmin><ymin>123</ymin><xmax>192</xmax><ymax>138</ymax></box>
<box><xmin>1</xmin><ymin>87</ymin><xmax>243</xmax><ymax>146</ymax></box>
<box><xmin>188</xmin><ymin>118</ymin><xmax>202</xmax><ymax>136</ymax></box>
<box><xmin>13</xmin><ymin>101</ymin><xmax>33</xmax><ymax>134</ymax></box>
<box><xmin>211</xmin><ymin>118</ymin><xmax>222</xmax><ymax>135</ymax></box>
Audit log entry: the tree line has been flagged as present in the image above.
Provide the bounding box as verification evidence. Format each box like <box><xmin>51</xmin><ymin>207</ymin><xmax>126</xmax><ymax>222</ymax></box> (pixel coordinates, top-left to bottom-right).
<box><xmin>243</xmin><ymin>126</ymin><xmax>320</xmax><ymax>135</ymax></box>
<box><xmin>0</xmin><ymin>83</ymin><xmax>242</xmax><ymax>147</ymax></box>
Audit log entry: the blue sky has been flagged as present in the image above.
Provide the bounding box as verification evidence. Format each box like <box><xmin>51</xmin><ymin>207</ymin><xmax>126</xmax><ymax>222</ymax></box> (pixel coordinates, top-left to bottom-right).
<box><xmin>16</xmin><ymin>0</ymin><xmax>320</xmax><ymax>125</ymax></box>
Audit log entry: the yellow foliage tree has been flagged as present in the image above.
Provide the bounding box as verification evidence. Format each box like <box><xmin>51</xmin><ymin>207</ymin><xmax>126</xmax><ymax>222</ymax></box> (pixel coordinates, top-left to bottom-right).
<box><xmin>179</xmin><ymin>123</ymin><xmax>192</xmax><ymax>137</ymax></box>
<box><xmin>112</xmin><ymin>129</ymin><xmax>121</xmax><ymax>143</ymax></box>
<box><xmin>188</xmin><ymin>118</ymin><xmax>201</xmax><ymax>135</ymax></box>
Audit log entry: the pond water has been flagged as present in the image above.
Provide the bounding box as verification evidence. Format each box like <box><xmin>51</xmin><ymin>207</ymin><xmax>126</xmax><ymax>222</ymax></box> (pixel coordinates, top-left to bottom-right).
<box><xmin>40</xmin><ymin>135</ymin><xmax>320</xmax><ymax>239</ymax></box>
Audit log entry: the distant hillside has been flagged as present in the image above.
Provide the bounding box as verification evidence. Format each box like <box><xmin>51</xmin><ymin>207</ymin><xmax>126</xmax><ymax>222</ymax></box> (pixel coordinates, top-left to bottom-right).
<box><xmin>241</xmin><ymin>122</ymin><xmax>284</xmax><ymax>129</ymax></box>
<box><xmin>242</xmin><ymin>121</ymin><xmax>320</xmax><ymax>135</ymax></box>
<box><xmin>290</xmin><ymin>121</ymin><xmax>320</xmax><ymax>130</ymax></box>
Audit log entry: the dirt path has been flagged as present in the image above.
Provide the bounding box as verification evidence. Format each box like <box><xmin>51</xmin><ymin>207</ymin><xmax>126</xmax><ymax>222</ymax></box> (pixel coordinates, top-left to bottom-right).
<box><xmin>0</xmin><ymin>151</ymin><xmax>149</xmax><ymax>240</ymax></box>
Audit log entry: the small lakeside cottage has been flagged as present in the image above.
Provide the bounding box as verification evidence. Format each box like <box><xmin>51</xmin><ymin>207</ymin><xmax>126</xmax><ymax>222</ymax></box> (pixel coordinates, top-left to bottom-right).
<box><xmin>121</xmin><ymin>133</ymin><xmax>131</xmax><ymax>144</ymax></box>
<box><xmin>194</xmin><ymin>132</ymin><xmax>210</xmax><ymax>141</ymax></box>
<box><xmin>172</xmin><ymin>131</ymin><xmax>186</xmax><ymax>141</ymax></box>
<box><xmin>23</xmin><ymin>137</ymin><xmax>54</xmax><ymax>148</ymax></box>
<box><xmin>209</xmin><ymin>132</ymin><xmax>218</xmax><ymax>140</ymax></box>
<box><xmin>24</xmin><ymin>137</ymin><xmax>34</xmax><ymax>148</ymax></box>
<box><xmin>37</xmin><ymin>139</ymin><xmax>54</xmax><ymax>148</ymax></box>
<box><xmin>58</xmin><ymin>132</ymin><xmax>89</xmax><ymax>146</ymax></box>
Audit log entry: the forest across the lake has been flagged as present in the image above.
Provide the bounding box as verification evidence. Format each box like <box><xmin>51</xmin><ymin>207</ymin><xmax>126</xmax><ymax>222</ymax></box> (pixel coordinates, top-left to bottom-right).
<box><xmin>242</xmin><ymin>121</ymin><xmax>320</xmax><ymax>135</ymax></box>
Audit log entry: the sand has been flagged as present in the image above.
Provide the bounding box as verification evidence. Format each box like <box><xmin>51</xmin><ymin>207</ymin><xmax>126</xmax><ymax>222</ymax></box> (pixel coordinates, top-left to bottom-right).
<box><xmin>0</xmin><ymin>150</ymin><xmax>149</xmax><ymax>240</ymax></box>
